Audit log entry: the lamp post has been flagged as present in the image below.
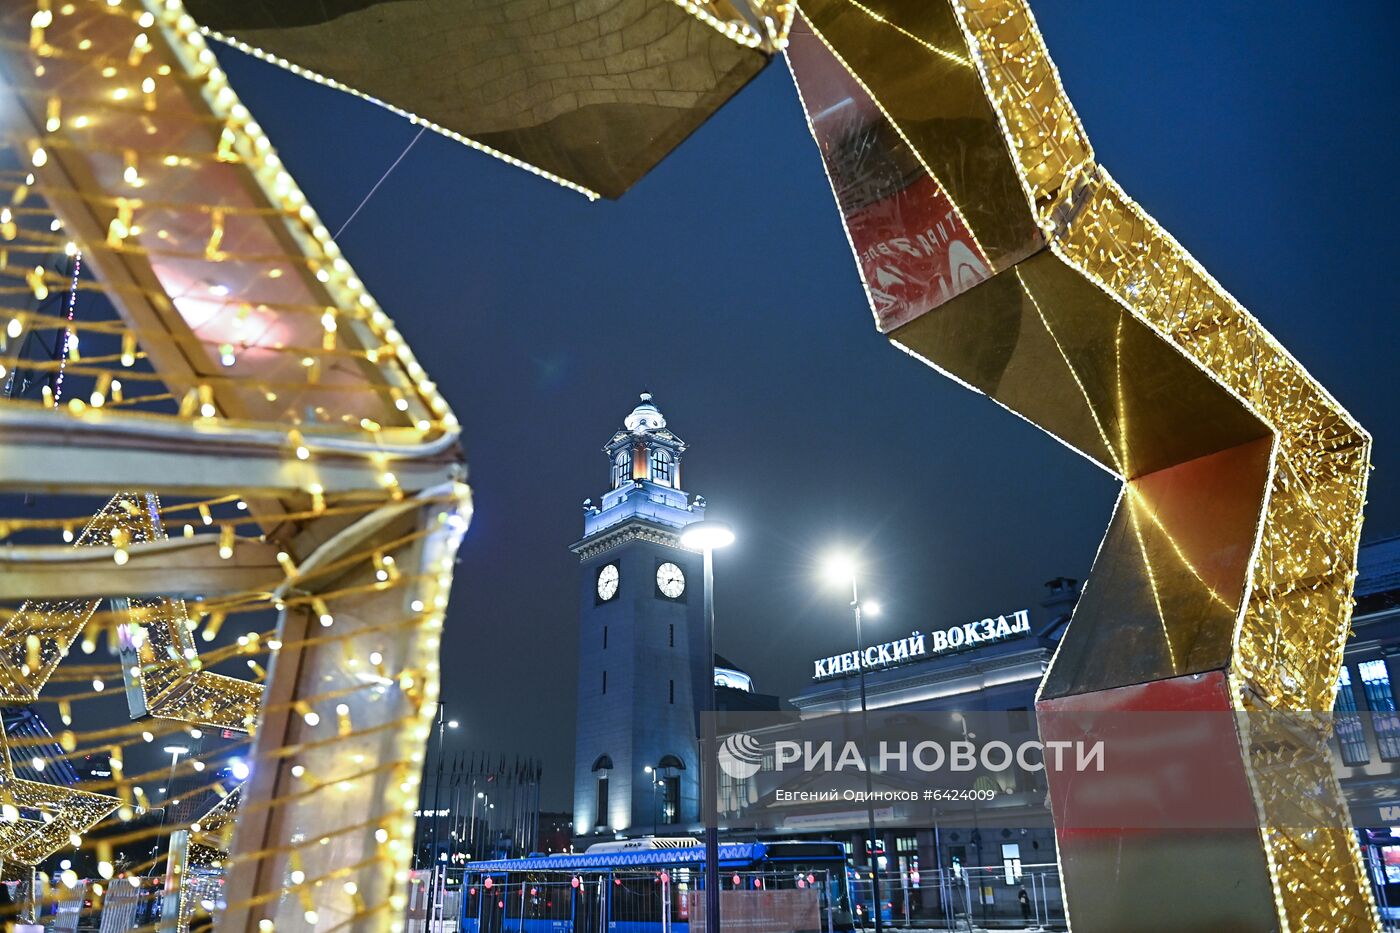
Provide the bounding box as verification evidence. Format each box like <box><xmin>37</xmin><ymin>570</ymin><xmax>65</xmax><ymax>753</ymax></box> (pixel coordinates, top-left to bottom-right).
<box><xmin>154</xmin><ymin>743</ymin><xmax>193</xmax><ymax>933</ymax></box>
<box><xmin>823</xmin><ymin>554</ymin><xmax>884</xmax><ymax>932</ymax></box>
<box><xmin>471</xmin><ymin>791</ymin><xmax>487</xmax><ymax>860</ymax></box>
<box><xmin>644</xmin><ymin>765</ymin><xmax>659</xmax><ymax>836</ymax></box>
<box><xmin>424</xmin><ymin>706</ymin><xmax>458</xmax><ymax>933</ymax></box>
<box><xmin>152</xmin><ymin>744</ymin><xmax>189</xmax><ymax>863</ymax></box>
<box><xmin>952</xmin><ymin>712</ymin><xmax>983</xmax><ymax>929</ymax></box>
<box><xmin>679</xmin><ymin>519</ymin><xmax>734</xmax><ymax>933</ymax></box>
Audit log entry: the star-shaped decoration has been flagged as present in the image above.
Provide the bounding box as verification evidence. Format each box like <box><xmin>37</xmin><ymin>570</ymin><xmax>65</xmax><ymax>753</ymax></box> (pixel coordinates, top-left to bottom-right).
<box><xmin>0</xmin><ymin>717</ymin><xmax>118</xmax><ymax>866</ymax></box>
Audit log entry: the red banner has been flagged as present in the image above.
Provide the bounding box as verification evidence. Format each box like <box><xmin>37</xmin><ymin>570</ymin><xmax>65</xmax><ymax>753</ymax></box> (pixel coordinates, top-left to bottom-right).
<box><xmin>788</xmin><ymin>19</ymin><xmax>990</xmax><ymax>333</ymax></box>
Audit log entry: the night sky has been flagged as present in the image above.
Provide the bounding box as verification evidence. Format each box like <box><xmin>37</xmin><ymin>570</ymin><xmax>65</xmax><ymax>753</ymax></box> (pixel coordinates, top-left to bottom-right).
<box><xmin>215</xmin><ymin>2</ymin><xmax>1400</xmax><ymax>809</ymax></box>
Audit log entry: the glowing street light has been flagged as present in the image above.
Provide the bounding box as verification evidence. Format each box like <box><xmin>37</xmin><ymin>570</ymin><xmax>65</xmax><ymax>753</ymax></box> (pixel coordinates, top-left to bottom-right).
<box><xmin>680</xmin><ymin>520</ymin><xmax>734</xmax><ymax>933</ymax></box>
<box><xmin>821</xmin><ymin>550</ymin><xmax>885</xmax><ymax>933</ymax></box>
<box><xmin>679</xmin><ymin>521</ymin><xmax>735</xmax><ymax>552</ymax></box>
<box><xmin>643</xmin><ymin>765</ymin><xmax>662</xmax><ymax>835</ymax></box>
<box><xmin>821</xmin><ymin>552</ymin><xmax>858</xmax><ymax>586</ymax></box>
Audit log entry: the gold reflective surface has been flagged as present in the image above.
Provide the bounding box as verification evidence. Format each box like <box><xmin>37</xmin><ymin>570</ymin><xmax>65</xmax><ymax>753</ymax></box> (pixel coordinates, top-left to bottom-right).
<box><xmin>185</xmin><ymin>0</ymin><xmax>793</xmax><ymax>199</ymax></box>
<box><xmin>0</xmin><ymin>0</ymin><xmax>1373</xmax><ymax>927</ymax></box>
<box><xmin>790</xmin><ymin>0</ymin><xmax>1374</xmax><ymax>927</ymax></box>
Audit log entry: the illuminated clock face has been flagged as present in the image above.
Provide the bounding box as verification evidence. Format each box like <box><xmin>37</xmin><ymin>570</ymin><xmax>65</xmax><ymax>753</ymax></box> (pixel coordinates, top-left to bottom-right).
<box><xmin>656</xmin><ymin>562</ymin><xmax>685</xmax><ymax>599</ymax></box>
<box><xmin>597</xmin><ymin>564</ymin><xmax>619</xmax><ymax>601</ymax></box>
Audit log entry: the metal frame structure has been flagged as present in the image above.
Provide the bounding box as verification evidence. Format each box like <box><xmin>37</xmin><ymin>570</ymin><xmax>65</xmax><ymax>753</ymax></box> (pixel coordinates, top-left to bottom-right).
<box><xmin>0</xmin><ymin>3</ymin><xmax>470</xmax><ymax>930</ymax></box>
<box><xmin>0</xmin><ymin>0</ymin><xmax>1376</xmax><ymax>930</ymax></box>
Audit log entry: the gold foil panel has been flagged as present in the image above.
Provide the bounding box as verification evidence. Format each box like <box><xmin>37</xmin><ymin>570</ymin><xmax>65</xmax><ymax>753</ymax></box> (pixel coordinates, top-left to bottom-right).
<box><xmin>184</xmin><ymin>0</ymin><xmax>793</xmax><ymax>199</ymax></box>
<box><xmin>790</xmin><ymin>0</ymin><xmax>1375</xmax><ymax>927</ymax></box>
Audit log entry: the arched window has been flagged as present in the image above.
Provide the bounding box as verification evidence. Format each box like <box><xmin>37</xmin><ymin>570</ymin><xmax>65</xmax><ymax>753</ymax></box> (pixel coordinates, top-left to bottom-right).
<box><xmin>595</xmin><ymin>774</ymin><xmax>609</xmax><ymax>829</ymax></box>
<box><xmin>650</xmin><ymin>448</ymin><xmax>673</xmax><ymax>486</ymax></box>
<box><xmin>590</xmin><ymin>754</ymin><xmax>613</xmax><ymax>827</ymax></box>
<box><xmin>656</xmin><ymin>755</ymin><xmax>686</xmax><ymax>825</ymax></box>
<box><xmin>612</xmin><ymin>450</ymin><xmax>627</xmax><ymax>488</ymax></box>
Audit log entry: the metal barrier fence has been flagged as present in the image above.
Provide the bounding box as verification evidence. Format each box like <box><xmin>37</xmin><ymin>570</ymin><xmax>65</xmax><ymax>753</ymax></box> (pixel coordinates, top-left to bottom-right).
<box><xmin>406</xmin><ymin>870</ymin><xmax>462</xmax><ymax>933</ymax></box>
<box><xmin>0</xmin><ymin>874</ymin><xmax>167</xmax><ymax>933</ymax></box>
<box><xmin>413</xmin><ymin>868</ymin><xmax>840</xmax><ymax>933</ymax></box>
<box><xmin>847</xmin><ymin>863</ymin><xmax>1065</xmax><ymax>930</ymax></box>
<box><xmin>32</xmin><ymin>854</ymin><xmax>1396</xmax><ymax>932</ymax></box>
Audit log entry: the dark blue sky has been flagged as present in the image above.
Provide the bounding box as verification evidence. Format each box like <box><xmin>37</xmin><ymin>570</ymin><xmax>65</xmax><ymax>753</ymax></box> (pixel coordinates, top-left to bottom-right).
<box><xmin>217</xmin><ymin>2</ymin><xmax>1400</xmax><ymax>807</ymax></box>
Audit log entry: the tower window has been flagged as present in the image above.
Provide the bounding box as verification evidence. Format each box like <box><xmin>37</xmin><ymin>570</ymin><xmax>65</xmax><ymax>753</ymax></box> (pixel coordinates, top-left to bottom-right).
<box><xmin>603</xmin><ymin>626</ymin><xmax>608</xmax><ymax>650</ymax></box>
<box><xmin>595</xmin><ymin>775</ymin><xmax>609</xmax><ymax>830</ymax></box>
<box><xmin>611</xmin><ymin>450</ymin><xmax>627</xmax><ymax>489</ymax></box>
<box><xmin>669</xmin><ymin>624</ymin><xmax>674</xmax><ymax>648</ymax></box>
<box><xmin>661</xmin><ymin>775</ymin><xmax>679</xmax><ymax>824</ymax></box>
<box><xmin>602</xmin><ymin>670</ymin><xmax>607</xmax><ymax>695</ymax></box>
<box><xmin>669</xmin><ymin>679</ymin><xmax>675</xmax><ymax>704</ymax></box>
<box><xmin>650</xmin><ymin>448</ymin><xmax>674</xmax><ymax>486</ymax></box>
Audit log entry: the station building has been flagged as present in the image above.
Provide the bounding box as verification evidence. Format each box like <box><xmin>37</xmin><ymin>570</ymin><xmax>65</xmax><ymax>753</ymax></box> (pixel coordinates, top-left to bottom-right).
<box><xmin>1335</xmin><ymin>534</ymin><xmax>1400</xmax><ymax>918</ymax></box>
<box><xmin>565</xmin><ymin>394</ymin><xmax>1400</xmax><ymax>922</ymax></box>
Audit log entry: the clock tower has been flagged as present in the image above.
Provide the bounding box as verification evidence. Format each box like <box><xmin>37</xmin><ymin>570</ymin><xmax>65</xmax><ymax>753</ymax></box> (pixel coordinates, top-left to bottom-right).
<box><xmin>571</xmin><ymin>394</ymin><xmax>709</xmax><ymax>841</ymax></box>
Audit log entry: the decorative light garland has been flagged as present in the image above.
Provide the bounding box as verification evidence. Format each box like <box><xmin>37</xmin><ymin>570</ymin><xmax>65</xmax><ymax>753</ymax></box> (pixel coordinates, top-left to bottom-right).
<box><xmin>49</xmin><ymin>246</ymin><xmax>79</xmax><ymax>406</ymax></box>
<box><xmin>1</xmin><ymin>3</ymin><xmax>473</xmax><ymax>931</ymax></box>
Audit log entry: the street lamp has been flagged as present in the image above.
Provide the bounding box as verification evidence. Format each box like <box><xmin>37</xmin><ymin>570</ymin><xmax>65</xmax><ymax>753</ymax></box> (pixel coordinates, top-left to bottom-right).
<box><xmin>470</xmin><ymin>791</ymin><xmax>489</xmax><ymax>861</ymax></box>
<box><xmin>152</xmin><ymin>745</ymin><xmax>190</xmax><ymax>868</ymax></box>
<box><xmin>822</xmin><ymin>552</ymin><xmax>885</xmax><ymax>933</ymax></box>
<box><xmin>679</xmin><ymin>519</ymin><xmax>734</xmax><ymax>933</ymax></box>
<box><xmin>644</xmin><ymin>765</ymin><xmax>659</xmax><ymax>836</ymax></box>
<box><xmin>162</xmin><ymin>745</ymin><xmax>189</xmax><ymax>780</ymax></box>
<box><xmin>951</xmin><ymin>713</ymin><xmax>983</xmax><ymax>928</ymax></box>
<box><xmin>425</xmin><ymin>707</ymin><xmax>459</xmax><ymax>933</ymax></box>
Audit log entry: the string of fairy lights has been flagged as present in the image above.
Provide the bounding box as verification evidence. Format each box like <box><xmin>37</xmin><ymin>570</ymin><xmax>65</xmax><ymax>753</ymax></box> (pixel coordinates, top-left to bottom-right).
<box><xmin>795</xmin><ymin>0</ymin><xmax>1375</xmax><ymax>927</ymax></box>
<box><xmin>0</xmin><ymin>2</ymin><xmax>471</xmax><ymax>932</ymax></box>
<box><xmin>0</xmin><ymin>0</ymin><xmax>1376</xmax><ymax>932</ymax></box>
<box><xmin>49</xmin><ymin>247</ymin><xmax>79</xmax><ymax>405</ymax></box>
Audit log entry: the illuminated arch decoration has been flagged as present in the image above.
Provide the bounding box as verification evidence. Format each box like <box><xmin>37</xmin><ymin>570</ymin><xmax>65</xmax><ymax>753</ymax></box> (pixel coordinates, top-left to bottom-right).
<box><xmin>0</xmin><ymin>3</ymin><xmax>470</xmax><ymax>932</ymax></box>
<box><xmin>0</xmin><ymin>1</ymin><xmax>1373</xmax><ymax>932</ymax></box>
<box><xmin>780</xmin><ymin>2</ymin><xmax>1374</xmax><ymax>929</ymax></box>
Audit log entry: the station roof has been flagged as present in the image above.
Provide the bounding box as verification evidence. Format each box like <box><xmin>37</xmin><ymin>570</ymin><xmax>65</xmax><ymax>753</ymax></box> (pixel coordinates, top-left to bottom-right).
<box><xmin>466</xmin><ymin>842</ymin><xmax>767</xmax><ymax>873</ymax></box>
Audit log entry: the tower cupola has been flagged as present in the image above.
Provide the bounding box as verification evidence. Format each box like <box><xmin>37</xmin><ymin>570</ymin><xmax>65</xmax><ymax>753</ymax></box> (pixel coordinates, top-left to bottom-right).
<box><xmin>605</xmin><ymin>392</ymin><xmax>687</xmax><ymax>491</ymax></box>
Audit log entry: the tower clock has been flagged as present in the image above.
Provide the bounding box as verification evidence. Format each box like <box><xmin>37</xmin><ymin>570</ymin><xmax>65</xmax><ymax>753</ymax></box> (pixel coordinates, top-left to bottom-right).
<box><xmin>571</xmin><ymin>394</ymin><xmax>709</xmax><ymax>842</ymax></box>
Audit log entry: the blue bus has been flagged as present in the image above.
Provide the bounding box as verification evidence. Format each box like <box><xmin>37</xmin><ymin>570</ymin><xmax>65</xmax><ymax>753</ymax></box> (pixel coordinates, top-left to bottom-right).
<box><xmin>459</xmin><ymin>839</ymin><xmax>854</xmax><ymax>932</ymax></box>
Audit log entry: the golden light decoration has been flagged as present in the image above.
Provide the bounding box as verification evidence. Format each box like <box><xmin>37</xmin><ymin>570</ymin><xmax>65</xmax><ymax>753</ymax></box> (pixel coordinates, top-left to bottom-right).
<box><xmin>0</xmin><ymin>1</ymin><xmax>471</xmax><ymax>931</ymax></box>
<box><xmin>169</xmin><ymin>785</ymin><xmax>242</xmax><ymax>933</ymax></box>
<box><xmin>102</xmin><ymin>493</ymin><xmax>263</xmax><ymax>732</ymax></box>
<box><xmin>784</xmin><ymin>0</ymin><xmax>1374</xmax><ymax>928</ymax></box>
<box><xmin>0</xmin><ymin>0</ymin><xmax>1373</xmax><ymax>932</ymax></box>
<box><xmin>2</xmin><ymin>492</ymin><xmax>262</xmax><ymax>730</ymax></box>
<box><xmin>0</xmin><ymin>724</ymin><xmax>119</xmax><ymax>868</ymax></box>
